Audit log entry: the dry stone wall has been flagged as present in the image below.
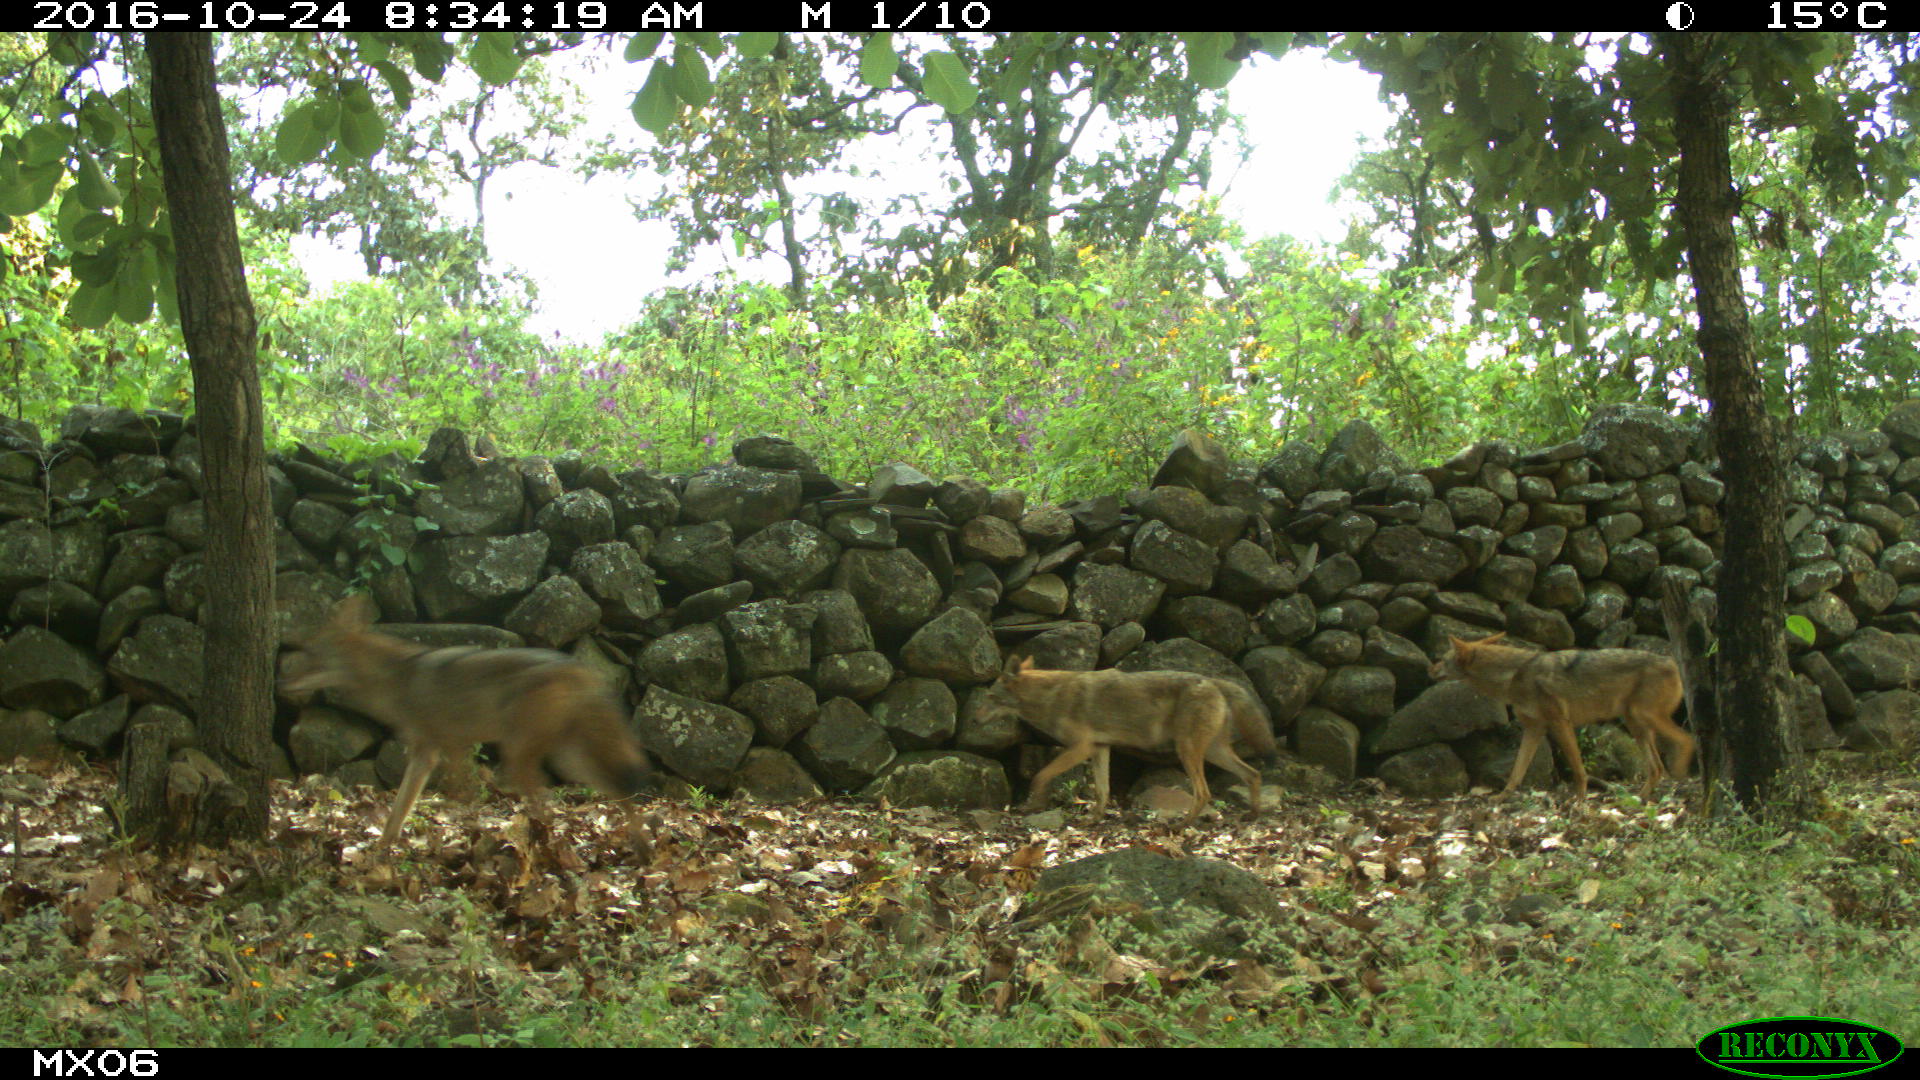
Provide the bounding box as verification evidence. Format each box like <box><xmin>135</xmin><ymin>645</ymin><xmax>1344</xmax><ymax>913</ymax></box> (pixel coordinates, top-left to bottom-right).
<box><xmin>2</xmin><ymin>401</ymin><xmax>1918</xmax><ymax>811</ymax></box>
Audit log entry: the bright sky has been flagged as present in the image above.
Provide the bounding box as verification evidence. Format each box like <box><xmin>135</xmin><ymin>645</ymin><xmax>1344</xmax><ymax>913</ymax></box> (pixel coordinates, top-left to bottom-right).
<box><xmin>294</xmin><ymin>48</ymin><xmax>1393</xmax><ymax>343</ymax></box>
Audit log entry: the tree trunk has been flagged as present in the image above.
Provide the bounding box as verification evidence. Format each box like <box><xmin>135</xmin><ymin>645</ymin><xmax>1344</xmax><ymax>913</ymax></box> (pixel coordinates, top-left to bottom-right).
<box><xmin>146</xmin><ymin>33</ymin><xmax>275</xmax><ymax>843</ymax></box>
<box><xmin>1660</xmin><ymin>32</ymin><xmax>1804</xmax><ymax>818</ymax></box>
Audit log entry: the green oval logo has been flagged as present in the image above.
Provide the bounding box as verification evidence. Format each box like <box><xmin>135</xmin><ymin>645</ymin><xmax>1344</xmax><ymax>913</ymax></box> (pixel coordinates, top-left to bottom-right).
<box><xmin>1697</xmin><ymin>1017</ymin><xmax>1904</xmax><ymax>1079</ymax></box>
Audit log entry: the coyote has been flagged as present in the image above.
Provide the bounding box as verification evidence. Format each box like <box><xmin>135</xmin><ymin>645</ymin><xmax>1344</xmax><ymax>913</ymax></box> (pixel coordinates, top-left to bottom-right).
<box><xmin>975</xmin><ymin>657</ymin><xmax>1273</xmax><ymax>824</ymax></box>
<box><xmin>280</xmin><ymin>594</ymin><xmax>652</xmax><ymax>846</ymax></box>
<box><xmin>1428</xmin><ymin>632</ymin><xmax>1693</xmax><ymax>798</ymax></box>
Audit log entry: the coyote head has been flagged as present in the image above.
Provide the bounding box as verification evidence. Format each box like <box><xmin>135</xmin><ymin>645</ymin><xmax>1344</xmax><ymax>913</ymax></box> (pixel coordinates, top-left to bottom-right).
<box><xmin>971</xmin><ymin>656</ymin><xmax>1040</xmax><ymax>722</ymax></box>
<box><xmin>279</xmin><ymin>593</ymin><xmax>382</xmax><ymax>695</ymax></box>
<box><xmin>1427</xmin><ymin>632</ymin><xmax>1508</xmax><ymax>682</ymax></box>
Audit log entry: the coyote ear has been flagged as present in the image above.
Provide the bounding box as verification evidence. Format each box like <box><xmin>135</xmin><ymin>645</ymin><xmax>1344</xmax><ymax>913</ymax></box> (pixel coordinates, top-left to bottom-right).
<box><xmin>332</xmin><ymin>592</ymin><xmax>379</xmax><ymax>629</ymax></box>
<box><xmin>1014</xmin><ymin>656</ymin><xmax>1036</xmax><ymax>675</ymax></box>
<box><xmin>1479</xmin><ymin>631</ymin><xmax>1507</xmax><ymax>645</ymax></box>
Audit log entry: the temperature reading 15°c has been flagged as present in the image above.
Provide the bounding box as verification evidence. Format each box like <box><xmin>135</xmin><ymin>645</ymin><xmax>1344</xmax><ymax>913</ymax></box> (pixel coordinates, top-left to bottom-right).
<box><xmin>872</xmin><ymin>1</ymin><xmax>989</xmax><ymax>29</ymax></box>
<box><xmin>1768</xmin><ymin>0</ymin><xmax>1887</xmax><ymax>27</ymax></box>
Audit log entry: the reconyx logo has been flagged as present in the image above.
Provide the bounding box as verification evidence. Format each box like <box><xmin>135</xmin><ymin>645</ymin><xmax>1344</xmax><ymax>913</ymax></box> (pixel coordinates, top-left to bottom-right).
<box><xmin>1698</xmin><ymin>1017</ymin><xmax>1904</xmax><ymax>1079</ymax></box>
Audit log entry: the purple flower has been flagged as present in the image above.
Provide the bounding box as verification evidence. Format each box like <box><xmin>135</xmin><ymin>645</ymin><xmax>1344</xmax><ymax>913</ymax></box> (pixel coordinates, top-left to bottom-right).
<box><xmin>344</xmin><ymin>370</ymin><xmax>369</xmax><ymax>390</ymax></box>
<box><xmin>598</xmin><ymin>397</ymin><xmax>619</xmax><ymax>415</ymax></box>
<box><xmin>703</xmin><ymin>433</ymin><xmax>717</xmax><ymax>447</ymax></box>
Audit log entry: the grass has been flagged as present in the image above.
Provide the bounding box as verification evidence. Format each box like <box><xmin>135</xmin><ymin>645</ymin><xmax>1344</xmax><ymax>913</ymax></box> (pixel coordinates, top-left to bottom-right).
<box><xmin>1</xmin><ymin>754</ymin><xmax>1915</xmax><ymax>1047</ymax></box>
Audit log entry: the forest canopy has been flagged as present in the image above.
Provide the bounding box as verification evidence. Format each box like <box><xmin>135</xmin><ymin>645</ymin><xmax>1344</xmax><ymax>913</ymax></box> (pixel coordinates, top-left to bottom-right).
<box><xmin>1</xmin><ymin>31</ymin><xmax>1914</xmax><ymax>498</ymax></box>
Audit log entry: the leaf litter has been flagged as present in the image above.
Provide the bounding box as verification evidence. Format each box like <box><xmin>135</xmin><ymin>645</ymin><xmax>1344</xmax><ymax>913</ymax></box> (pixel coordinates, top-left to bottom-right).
<box><xmin>2</xmin><ymin>756</ymin><xmax>1917</xmax><ymax>1045</ymax></box>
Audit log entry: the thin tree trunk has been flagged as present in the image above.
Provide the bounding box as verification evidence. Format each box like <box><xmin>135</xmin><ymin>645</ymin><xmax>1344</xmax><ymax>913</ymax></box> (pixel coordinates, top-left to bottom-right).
<box><xmin>146</xmin><ymin>32</ymin><xmax>275</xmax><ymax>843</ymax></box>
<box><xmin>1660</xmin><ymin>32</ymin><xmax>1804</xmax><ymax>818</ymax></box>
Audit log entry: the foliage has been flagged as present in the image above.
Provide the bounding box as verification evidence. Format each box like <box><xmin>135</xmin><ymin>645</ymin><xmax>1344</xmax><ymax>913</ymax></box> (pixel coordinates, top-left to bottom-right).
<box><xmin>8</xmin><ymin>199</ymin><xmax>1623</xmax><ymax>498</ymax></box>
<box><xmin>1332</xmin><ymin>33</ymin><xmax>1920</xmax><ymax>428</ymax></box>
<box><xmin>604</xmin><ymin>33</ymin><xmax>1263</xmax><ymax>305</ymax></box>
<box><xmin>222</xmin><ymin>34</ymin><xmax>595</xmax><ymax>302</ymax></box>
<box><xmin>7</xmin><ymin>30</ymin><xmax>1914</xmax><ymax>498</ymax></box>
<box><xmin>307</xmin><ymin>226</ymin><xmax>1509</xmax><ymax>496</ymax></box>
<box><xmin>0</xmin><ymin>215</ymin><xmax>185</xmax><ymax>427</ymax></box>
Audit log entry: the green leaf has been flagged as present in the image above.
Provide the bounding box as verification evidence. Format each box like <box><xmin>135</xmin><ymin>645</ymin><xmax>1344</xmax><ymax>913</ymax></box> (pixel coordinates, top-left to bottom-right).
<box><xmin>407</xmin><ymin>37</ymin><xmax>455</xmax><ymax>82</ymax></box>
<box><xmin>735</xmin><ymin>32</ymin><xmax>779</xmax><ymax>59</ymax></box>
<box><xmin>47</xmin><ymin>32</ymin><xmax>97</xmax><ymax>69</ymax></box>
<box><xmin>630</xmin><ymin>63</ymin><xmax>679</xmax><ymax>135</ymax></box>
<box><xmin>78</xmin><ymin>91</ymin><xmax>127</xmax><ymax>145</ymax></box>
<box><xmin>349</xmin><ymin>33</ymin><xmax>391</xmax><ymax>65</ymax></box>
<box><xmin>67</xmin><ymin>281</ymin><xmax>116</xmax><ymax>329</ymax></box>
<box><xmin>859</xmin><ymin>34</ymin><xmax>897</xmax><ymax>89</ymax></box>
<box><xmin>113</xmin><ymin>254</ymin><xmax>154</xmax><ymax>324</ymax></box>
<box><xmin>1247</xmin><ymin>32</ymin><xmax>1296</xmax><ymax>58</ymax></box>
<box><xmin>55</xmin><ymin>187</ymin><xmax>88</xmax><ymax>240</ymax></box>
<box><xmin>275</xmin><ymin>100</ymin><xmax>333</xmax><ymax>165</ymax></box>
<box><xmin>338</xmin><ymin>100</ymin><xmax>386</xmax><ymax>160</ymax></box>
<box><xmin>625</xmin><ymin>33</ymin><xmax>664</xmax><ymax>61</ymax></box>
<box><xmin>670</xmin><ymin>43</ymin><xmax>713</xmax><ymax>108</ymax></box>
<box><xmin>1472</xmin><ymin>277</ymin><xmax>1499</xmax><ymax>310</ymax></box>
<box><xmin>1785</xmin><ymin>614</ymin><xmax>1816</xmax><ymax>646</ymax></box>
<box><xmin>1180</xmin><ymin>32</ymin><xmax>1239</xmax><ymax>90</ymax></box>
<box><xmin>154</xmin><ymin>256</ymin><xmax>179</xmax><ymax>324</ymax></box>
<box><xmin>686</xmin><ymin>32</ymin><xmax>724</xmax><ymax>58</ymax></box>
<box><xmin>21</xmin><ymin>123</ymin><xmax>68</xmax><ymax>166</ymax></box>
<box><xmin>70</xmin><ymin>244</ymin><xmax>122</xmax><ymax>286</ymax></box>
<box><xmin>921</xmin><ymin>51</ymin><xmax>977</xmax><ymax>114</ymax></box>
<box><xmin>995</xmin><ymin>54</ymin><xmax>1031</xmax><ymax>105</ymax></box>
<box><xmin>340</xmin><ymin>78</ymin><xmax>377</xmax><ymax>113</ymax></box>
<box><xmin>75</xmin><ymin>151</ymin><xmax>121</xmax><ymax>210</ymax></box>
<box><xmin>467</xmin><ymin>35</ymin><xmax>524</xmax><ymax>86</ymax></box>
<box><xmin>0</xmin><ymin>160</ymin><xmax>62</xmax><ymax>215</ymax></box>
<box><xmin>71</xmin><ymin>209</ymin><xmax>114</xmax><ymax>245</ymax></box>
<box><xmin>371</xmin><ymin>60</ymin><xmax>414</xmax><ymax>112</ymax></box>
<box><xmin>380</xmin><ymin>543</ymin><xmax>405</xmax><ymax>567</ymax></box>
